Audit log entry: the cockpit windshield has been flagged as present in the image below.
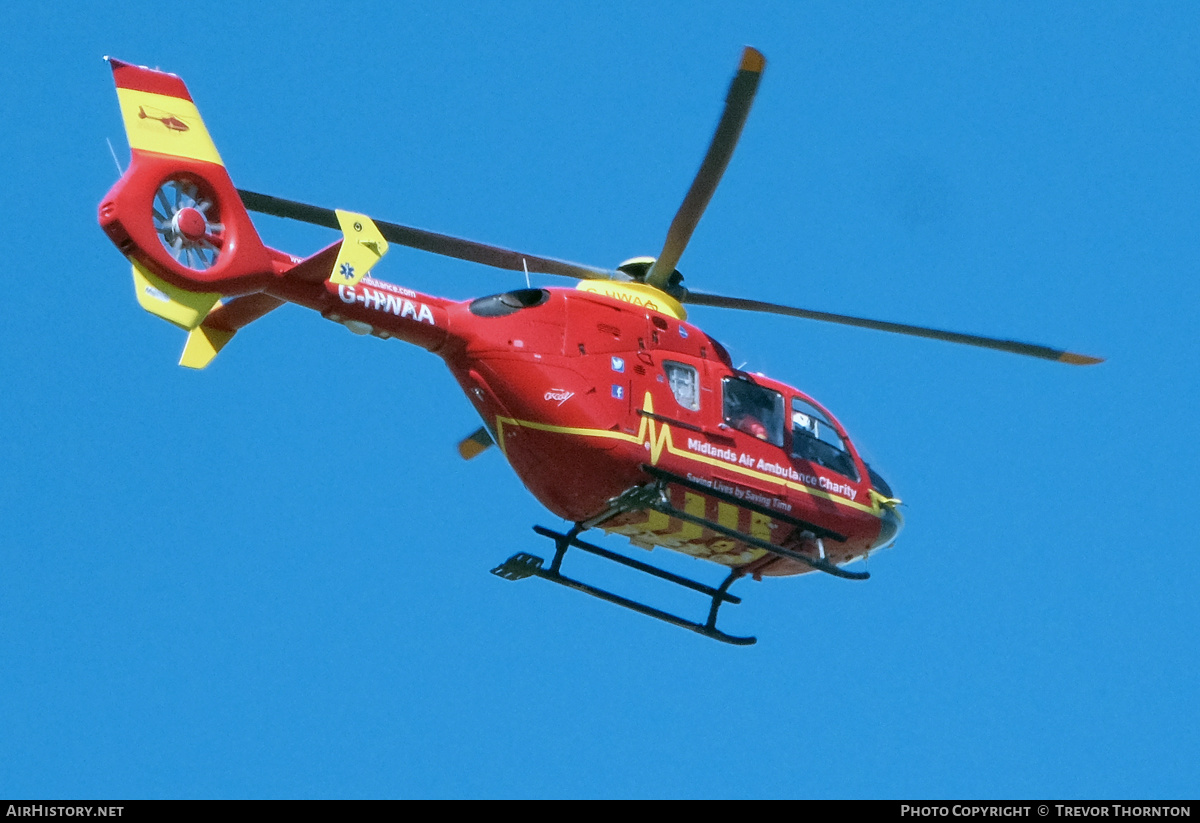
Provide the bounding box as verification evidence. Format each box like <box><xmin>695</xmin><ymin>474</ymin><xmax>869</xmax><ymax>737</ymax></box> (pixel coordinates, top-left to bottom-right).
<box><xmin>790</xmin><ymin>396</ymin><xmax>858</xmax><ymax>480</ymax></box>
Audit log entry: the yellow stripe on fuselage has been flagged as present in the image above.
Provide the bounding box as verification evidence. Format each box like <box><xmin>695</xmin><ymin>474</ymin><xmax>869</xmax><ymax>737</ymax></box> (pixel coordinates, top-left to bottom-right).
<box><xmin>494</xmin><ymin>392</ymin><xmax>886</xmax><ymax>517</ymax></box>
<box><xmin>116</xmin><ymin>88</ymin><xmax>223</xmax><ymax>165</ymax></box>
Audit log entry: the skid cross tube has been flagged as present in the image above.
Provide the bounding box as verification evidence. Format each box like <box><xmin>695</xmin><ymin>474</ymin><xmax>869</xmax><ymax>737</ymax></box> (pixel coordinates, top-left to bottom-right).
<box><xmin>490</xmin><ymin>525</ymin><xmax>756</xmax><ymax>646</ymax></box>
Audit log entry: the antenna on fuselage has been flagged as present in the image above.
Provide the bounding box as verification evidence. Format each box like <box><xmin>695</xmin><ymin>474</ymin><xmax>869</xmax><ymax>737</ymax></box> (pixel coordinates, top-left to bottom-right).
<box><xmin>106</xmin><ymin>137</ymin><xmax>123</xmax><ymax>176</ymax></box>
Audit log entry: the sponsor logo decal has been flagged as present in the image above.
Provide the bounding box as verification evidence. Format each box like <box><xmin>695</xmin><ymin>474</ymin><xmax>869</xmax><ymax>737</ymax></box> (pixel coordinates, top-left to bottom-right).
<box><xmin>685</xmin><ymin>472</ymin><xmax>794</xmax><ymax>512</ymax></box>
<box><xmin>684</xmin><ymin>437</ymin><xmax>857</xmax><ymax>501</ymax></box>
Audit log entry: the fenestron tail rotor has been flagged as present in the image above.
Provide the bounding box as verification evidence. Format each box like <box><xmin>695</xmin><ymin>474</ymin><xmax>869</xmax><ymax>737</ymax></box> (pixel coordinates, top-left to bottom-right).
<box><xmin>153</xmin><ymin>178</ymin><xmax>225</xmax><ymax>271</ymax></box>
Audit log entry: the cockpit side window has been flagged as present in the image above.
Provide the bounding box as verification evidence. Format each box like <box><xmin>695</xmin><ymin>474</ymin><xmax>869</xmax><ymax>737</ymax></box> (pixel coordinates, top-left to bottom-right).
<box><xmin>722</xmin><ymin>377</ymin><xmax>784</xmax><ymax>446</ymax></box>
<box><xmin>663</xmin><ymin>361</ymin><xmax>700</xmax><ymax>411</ymax></box>
<box><xmin>790</xmin><ymin>396</ymin><xmax>858</xmax><ymax>480</ymax></box>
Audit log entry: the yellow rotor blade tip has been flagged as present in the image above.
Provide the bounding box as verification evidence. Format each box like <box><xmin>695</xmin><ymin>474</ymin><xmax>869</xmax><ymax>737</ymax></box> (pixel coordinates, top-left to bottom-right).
<box><xmin>740</xmin><ymin>47</ymin><xmax>766</xmax><ymax>73</ymax></box>
<box><xmin>1057</xmin><ymin>352</ymin><xmax>1105</xmax><ymax>366</ymax></box>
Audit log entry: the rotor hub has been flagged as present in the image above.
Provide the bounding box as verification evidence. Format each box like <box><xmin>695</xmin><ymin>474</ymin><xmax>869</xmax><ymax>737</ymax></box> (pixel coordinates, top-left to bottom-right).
<box><xmin>618</xmin><ymin>257</ymin><xmax>686</xmax><ymax>300</ymax></box>
<box><xmin>173</xmin><ymin>206</ymin><xmax>207</xmax><ymax>242</ymax></box>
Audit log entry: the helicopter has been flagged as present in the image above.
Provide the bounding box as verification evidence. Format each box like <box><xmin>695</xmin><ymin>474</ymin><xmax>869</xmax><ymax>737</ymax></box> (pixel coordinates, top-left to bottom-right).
<box><xmin>97</xmin><ymin>49</ymin><xmax>1101</xmax><ymax>645</ymax></box>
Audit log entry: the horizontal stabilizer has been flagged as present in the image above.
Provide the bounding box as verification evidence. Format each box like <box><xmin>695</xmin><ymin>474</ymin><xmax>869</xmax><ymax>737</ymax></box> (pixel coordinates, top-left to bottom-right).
<box><xmin>176</xmin><ymin>292</ymin><xmax>286</xmax><ymax>370</ymax></box>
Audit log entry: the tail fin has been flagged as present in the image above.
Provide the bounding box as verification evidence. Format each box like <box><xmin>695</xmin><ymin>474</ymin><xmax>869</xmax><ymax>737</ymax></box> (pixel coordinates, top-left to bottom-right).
<box><xmin>110</xmin><ymin>58</ymin><xmax>223</xmax><ymax>166</ymax></box>
<box><xmin>99</xmin><ymin>59</ymin><xmax>394</xmax><ymax>369</ymax></box>
<box><xmin>98</xmin><ymin>58</ymin><xmax>277</xmax><ymax>312</ymax></box>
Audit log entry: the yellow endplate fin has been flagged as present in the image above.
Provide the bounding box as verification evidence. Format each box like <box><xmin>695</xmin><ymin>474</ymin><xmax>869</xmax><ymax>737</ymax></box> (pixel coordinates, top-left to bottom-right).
<box><xmin>329</xmin><ymin>210</ymin><xmax>389</xmax><ymax>286</ymax></box>
<box><xmin>575</xmin><ymin>281</ymin><xmax>687</xmax><ymax>320</ymax></box>
<box><xmin>180</xmin><ymin>325</ymin><xmax>235</xmax><ymax>370</ymax></box>
<box><xmin>115</xmin><ymin>87</ymin><xmax>223</xmax><ymax>165</ymax></box>
<box><xmin>132</xmin><ymin>262</ymin><xmax>221</xmax><ymax>330</ymax></box>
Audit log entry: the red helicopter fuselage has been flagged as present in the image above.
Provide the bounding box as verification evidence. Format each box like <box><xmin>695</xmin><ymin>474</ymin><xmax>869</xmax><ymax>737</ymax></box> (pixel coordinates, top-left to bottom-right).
<box><xmin>253</xmin><ymin>264</ymin><xmax>902</xmax><ymax>579</ymax></box>
<box><xmin>99</xmin><ymin>56</ymin><xmax>909</xmax><ymax>643</ymax></box>
<box><xmin>96</xmin><ymin>51</ymin><xmax>1101</xmax><ymax>641</ymax></box>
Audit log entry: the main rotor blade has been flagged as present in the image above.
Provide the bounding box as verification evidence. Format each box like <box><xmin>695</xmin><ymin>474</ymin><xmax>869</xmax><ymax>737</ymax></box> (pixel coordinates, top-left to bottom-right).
<box><xmin>237</xmin><ymin>189</ymin><xmax>622</xmax><ymax>282</ymax></box>
<box><xmin>684</xmin><ymin>291</ymin><xmax>1104</xmax><ymax>365</ymax></box>
<box><xmin>645</xmin><ymin>47</ymin><xmax>766</xmax><ymax>290</ymax></box>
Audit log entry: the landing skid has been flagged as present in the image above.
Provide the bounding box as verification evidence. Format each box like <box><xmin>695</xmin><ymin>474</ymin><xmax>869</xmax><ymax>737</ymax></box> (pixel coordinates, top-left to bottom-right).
<box><xmin>491</xmin><ymin>525</ymin><xmax>756</xmax><ymax>646</ymax></box>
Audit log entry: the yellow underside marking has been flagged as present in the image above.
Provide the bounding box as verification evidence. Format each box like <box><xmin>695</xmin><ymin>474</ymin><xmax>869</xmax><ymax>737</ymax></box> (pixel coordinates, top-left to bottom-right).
<box><xmin>116</xmin><ymin>88</ymin><xmax>223</xmax><ymax>165</ymax></box>
<box><xmin>661</xmin><ymin>492</ymin><xmax>704</xmax><ymax>542</ymax></box>
<box><xmin>749</xmin><ymin>511</ymin><xmax>772</xmax><ymax>541</ymax></box>
<box><xmin>495</xmin><ymin>391</ymin><xmax>883</xmax><ymax>516</ymax></box>
<box><xmin>646</xmin><ymin>509</ymin><xmax>671</xmax><ymax>532</ymax></box>
<box><xmin>717</xmin><ymin>502</ymin><xmax>739</xmax><ymax>530</ymax></box>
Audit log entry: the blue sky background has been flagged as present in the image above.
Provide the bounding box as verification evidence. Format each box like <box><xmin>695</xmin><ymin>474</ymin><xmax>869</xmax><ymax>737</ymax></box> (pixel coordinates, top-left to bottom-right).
<box><xmin>2</xmin><ymin>1</ymin><xmax>1197</xmax><ymax>799</ymax></box>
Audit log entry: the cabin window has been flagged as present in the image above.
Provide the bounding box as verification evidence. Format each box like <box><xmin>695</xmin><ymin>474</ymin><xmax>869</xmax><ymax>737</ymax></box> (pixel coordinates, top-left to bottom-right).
<box><xmin>663</xmin><ymin>361</ymin><xmax>700</xmax><ymax>411</ymax></box>
<box><xmin>722</xmin><ymin>377</ymin><xmax>784</xmax><ymax>446</ymax></box>
<box><xmin>790</xmin><ymin>397</ymin><xmax>858</xmax><ymax>480</ymax></box>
